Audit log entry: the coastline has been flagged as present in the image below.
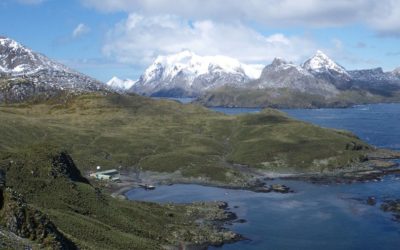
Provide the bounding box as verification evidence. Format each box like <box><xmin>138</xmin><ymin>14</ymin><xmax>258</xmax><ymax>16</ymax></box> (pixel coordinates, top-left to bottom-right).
<box><xmin>104</xmin><ymin>148</ymin><xmax>400</xmax><ymax>198</ymax></box>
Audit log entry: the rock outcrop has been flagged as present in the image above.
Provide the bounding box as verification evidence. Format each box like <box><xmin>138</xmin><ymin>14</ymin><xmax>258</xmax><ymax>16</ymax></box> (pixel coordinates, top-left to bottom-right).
<box><xmin>0</xmin><ymin>189</ymin><xmax>77</xmax><ymax>249</ymax></box>
<box><xmin>51</xmin><ymin>151</ymin><xmax>89</xmax><ymax>184</ymax></box>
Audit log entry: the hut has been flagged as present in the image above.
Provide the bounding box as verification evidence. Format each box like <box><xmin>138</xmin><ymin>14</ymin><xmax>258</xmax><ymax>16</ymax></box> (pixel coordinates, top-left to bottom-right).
<box><xmin>90</xmin><ymin>169</ymin><xmax>120</xmax><ymax>182</ymax></box>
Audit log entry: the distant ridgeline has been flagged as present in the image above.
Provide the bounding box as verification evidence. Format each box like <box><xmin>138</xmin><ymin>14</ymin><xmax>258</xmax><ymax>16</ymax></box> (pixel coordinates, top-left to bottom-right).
<box><xmin>1</xmin><ymin>36</ymin><xmax>399</xmax><ymax>108</ymax></box>
<box><xmin>108</xmin><ymin>50</ymin><xmax>400</xmax><ymax>108</ymax></box>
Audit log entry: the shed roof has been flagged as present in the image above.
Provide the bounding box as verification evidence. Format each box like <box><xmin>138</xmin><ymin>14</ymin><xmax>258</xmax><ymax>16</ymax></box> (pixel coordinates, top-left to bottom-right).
<box><xmin>94</xmin><ymin>169</ymin><xmax>119</xmax><ymax>175</ymax></box>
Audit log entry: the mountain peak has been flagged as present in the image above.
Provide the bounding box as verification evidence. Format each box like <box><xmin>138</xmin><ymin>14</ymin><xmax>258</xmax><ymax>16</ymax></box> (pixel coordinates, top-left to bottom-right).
<box><xmin>271</xmin><ymin>57</ymin><xmax>288</xmax><ymax>67</ymax></box>
<box><xmin>154</xmin><ymin>50</ymin><xmax>196</xmax><ymax>64</ymax></box>
<box><xmin>0</xmin><ymin>37</ymin><xmax>109</xmax><ymax>103</ymax></box>
<box><xmin>142</xmin><ymin>51</ymin><xmax>262</xmax><ymax>84</ymax></box>
<box><xmin>315</xmin><ymin>50</ymin><xmax>328</xmax><ymax>58</ymax></box>
<box><xmin>0</xmin><ymin>37</ymin><xmax>71</xmax><ymax>75</ymax></box>
<box><xmin>303</xmin><ymin>50</ymin><xmax>348</xmax><ymax>75</ymax></box>
<box><xmin>0</xmin><ymin>37</ymin><xmax>25</xmax><ymax>51</ymax></box>
<box><xmin>131</xmin><ymin>51</ymin><xmax>263</xmax><ymax>96</ymax></box>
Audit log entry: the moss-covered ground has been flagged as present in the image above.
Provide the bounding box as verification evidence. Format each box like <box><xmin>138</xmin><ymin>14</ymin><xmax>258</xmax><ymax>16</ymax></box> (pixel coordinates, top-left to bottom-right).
<box><xmin>0</xmin><ymin>93</ymin><xmax>375</xmax><ymax>248</ymax></box>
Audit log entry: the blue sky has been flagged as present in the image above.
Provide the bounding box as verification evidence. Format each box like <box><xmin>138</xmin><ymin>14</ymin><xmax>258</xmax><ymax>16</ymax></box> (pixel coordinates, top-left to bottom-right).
<box><xmin>1</xmin><ymin>0</ymin><xmax>399</xmax><ymax>82</ymax></box>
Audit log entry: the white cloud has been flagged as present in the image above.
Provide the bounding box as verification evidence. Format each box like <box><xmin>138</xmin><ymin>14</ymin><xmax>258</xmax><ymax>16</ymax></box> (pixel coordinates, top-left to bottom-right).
<box><xmin>81</xmin><ymin>0</ymin><xmax>400</xmax><ymax>36</ymax></box>
<box><xmin>103</xmin><ymin>14</ymin><xmax>316</xmax><ymax>66</ymax></box>
<box><xmin>72</xmin><ymin>23</ymin><xmax>90</xmax><ymax>38</ymax></box>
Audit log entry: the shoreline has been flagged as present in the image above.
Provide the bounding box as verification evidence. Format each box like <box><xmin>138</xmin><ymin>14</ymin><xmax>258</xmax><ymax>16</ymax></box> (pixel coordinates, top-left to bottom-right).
<box><xmin>94</xmin><ymin>150</ymin><xmax>400</xmax><ymax>250</ymax></box>
<box><xmin>103</xmin><ymin>150</ymin><xmax>400</xmax><ymax>199</ymax></box>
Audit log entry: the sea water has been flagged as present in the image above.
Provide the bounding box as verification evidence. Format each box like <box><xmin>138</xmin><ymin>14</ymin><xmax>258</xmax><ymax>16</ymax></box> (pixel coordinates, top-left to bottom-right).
<box><xmin>127</xmin><ymin>103</ymin><xmax>400</xmax><ymax>249</ymax></box>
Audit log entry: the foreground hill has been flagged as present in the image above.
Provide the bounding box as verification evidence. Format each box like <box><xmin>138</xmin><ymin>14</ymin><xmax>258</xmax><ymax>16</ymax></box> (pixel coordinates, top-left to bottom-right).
<box><xmin>0</xmin><ymin>93</ymin><xmax>374</xmax><ymax>179</ymax></box>
<box><xmin>0</xmin><ymin>92</ymin><xmax>395</xmax><ymax>248</ymax></box>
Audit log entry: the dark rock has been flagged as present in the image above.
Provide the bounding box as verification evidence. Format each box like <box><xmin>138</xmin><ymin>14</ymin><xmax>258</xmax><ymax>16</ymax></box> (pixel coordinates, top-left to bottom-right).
<box><xmin>234</xmin><ymin>219</ymin><xmax>247</xmax><ymax>224</ymax></box>
<box><xmin>216</xmin><ymin>201</ymin><xmax>229</xmax><ymax>210</ymax></box>
<box><xmin>367</xmin><ymin>196</ymin><xmax>377</xmax><ymax>206</ymax></box>
<box><xmin>0</xmin><ymin>189</ymin><xmax>77</xmax><ymax>249</ymax></box>
<box><xmin>0</xmin><ymin>169</ymin><xmax>5</xmax><ymax>189</ymax></box>
<box><xmin>251</xmin><ymin>183</ymin><xmax>293</xmax><ymax>193</ymax></box>
<box><xmin>252</xmin><ymin>186</ymin><xmax>272</xmax><ymax>193</ymax></box>
<box><xmin>270</xmin><ymin>184</ymin><xmax>292</xmax><ymax>193</ymax></box>
<box><xmin>51</xmin><ymin>151</ymin><xmax>89</xmax><ymax>184</ymax></box>
<box><xmin>0</xmin><ymin>170</ymin><xmax>5</xmax><ymax>210</ymax></box>
<box><xmin>381</xmin><ymin>200</ymin><xmax>400</xmax><ymax>212</ymax></box>
<box><xmin>380</xmin><ymin>199</ymin><xmax>400</xmax><ymax>222</ymax></box>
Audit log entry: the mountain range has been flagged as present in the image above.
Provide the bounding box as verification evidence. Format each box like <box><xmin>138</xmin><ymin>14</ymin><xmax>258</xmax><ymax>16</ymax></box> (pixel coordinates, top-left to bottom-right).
<box><xmin>1</xmin><ymin>36</ymin><xmax>400</xmax><ymax>108</ymax></box>
<box><xmin>0</xmin><ymin>37</ymin><xmax>109</xmax><ymax>103</ymax></box>
<box><xmin>107</xmin><ymin>49</ymin><xmax>400</xmax><ymax>108</ymax></box>
<box><xmin>114</xmin><ymin>50</ymin><xmax>263</xmax><ymax>97</ymax></box>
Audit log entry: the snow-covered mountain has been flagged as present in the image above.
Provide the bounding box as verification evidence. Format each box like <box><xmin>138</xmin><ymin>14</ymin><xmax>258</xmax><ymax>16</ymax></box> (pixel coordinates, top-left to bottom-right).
<box><xmin>255</xmin><ymin>57</ymin><xmax>338</xmax><ymax>96</ymax></box>
<box><xmin>197</xmin><ymin>51</ymin><xmax>400</xmax><ymax>108</ymax></box>
<box><xmin>302</xmin><ymin>50</ymin><xmax>348</xmax><ymax>75</ymax></box>
<box><xmin>0</xmin><ymin>37</ymin><xmax>109</xmax><ymax>103</ymax></box>
<box><xmin>392</xmin><ymin>67</ymin><xmax>400</xmax><ymax>77</ymax></box>
<box><xmin>0</xmin><ymin>37</ymin><xmax>71</xmax><ymax>76</ymax></box>
<box><xmin>106</xmin><ymin>76</ymin><xmax>137</xmax><ymax>92</ymax></box>
<box><xmin>128</xmin><ymin>50</ymin><xmax>263</xmax><ymax>97</ymax></box>
<box><xmin>349</xmin><ymin>68</ymin><xmax>398</xmax><ymax>83</ymax></box>
<box><xmin>127</xmin><ymin>50</ymin><xmax>400</xmax><ymax>99</ymax></box>
<box><xmin>302</xmin><ymin>50</ymin><xmax>351</xmax><ymax>89</ymax></box>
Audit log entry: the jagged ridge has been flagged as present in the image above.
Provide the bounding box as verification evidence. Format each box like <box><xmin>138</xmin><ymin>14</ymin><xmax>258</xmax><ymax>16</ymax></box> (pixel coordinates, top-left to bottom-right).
<box><xmin>128</xmin><ymin>50</ymin><xmax>263</xmax><ymax>97</ymax></box>
<box><xmin>0</xmin><ymin>37</ymin><xmax>110</xmax><ymax>103</ymax></box>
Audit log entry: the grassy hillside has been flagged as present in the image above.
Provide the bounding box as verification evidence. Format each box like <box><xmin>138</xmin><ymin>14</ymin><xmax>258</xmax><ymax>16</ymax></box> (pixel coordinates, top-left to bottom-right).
<box><xmin>0</xmin><ymin>147</ymin><xmax>238</xmax><ymax>249</ymax></box>
<box><xmin>0</xmin><ymin>93</ymin><xmax>377</xmax><ymax>248</ymax></box>
<box><xmin>0</xmin><ymin>93</ymin><xmax>371</xmax><ymax>180</ymax></box>
<box><xmin>196</xmin><ymin>87</ymin><xmax>400</xmax><ymax>109</ymax></box>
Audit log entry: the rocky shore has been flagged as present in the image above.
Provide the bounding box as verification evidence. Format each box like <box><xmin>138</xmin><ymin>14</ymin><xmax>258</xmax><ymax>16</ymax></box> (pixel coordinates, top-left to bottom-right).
<box><xmin>282</xmin><ymin>149</ymin><xmax>400</xmax><ymax>184</ymax></box>
<box><xmin>381</xmin><ymin>200</ymin><xmax>400</xmax><ymax>221</ymax></box>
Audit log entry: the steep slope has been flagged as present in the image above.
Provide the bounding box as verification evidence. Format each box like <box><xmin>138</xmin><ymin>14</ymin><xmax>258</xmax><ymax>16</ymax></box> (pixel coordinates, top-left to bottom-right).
<box><xmin>197</xmin><ymin>51</ymin><xmax>400</xmax><ymax>108</ymax></box>
<box><xmin>0</xmin><ymin>37</ymin><xmax>109</xmax><ymax>103</ymax></box>
<box><xmin>349</xmin><ymin>68</ymin><xmax>400</xmax><ymax>96</ymax></box>
<box><xmin>0</xmin><ymin>148</ymin><xmax>238</xmax><ymax>249</ymax></box>
<box><xmin>255</xmin><ymin>58</ymin><xmax>338</xmax><ymax>96</ymax></box>
<box><xmin>0</xmin><ymin>37</ymin><xmax>70</xmax><ymax>76</ymax></box>
<box><xmin>129</xmin><ymin>50</ymin><xmax>262</xmax><ymax>97</ymax></box>
<box><xmin>302</xmin><ymin>50</ymin><xmax>352</xmax><ymax>89</ymax></box>
<box><xmin>393</xmin><ymin>67</ymin><xmax>400</xmax><ymax>77</ymax></box>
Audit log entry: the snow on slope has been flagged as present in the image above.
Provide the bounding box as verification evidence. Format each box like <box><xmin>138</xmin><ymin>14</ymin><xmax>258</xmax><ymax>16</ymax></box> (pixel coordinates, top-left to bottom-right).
<box><xmin>0</xmin><ymin>37</ymin><xmax>72</xmax><ymax>76</ymax></box>
<box><xmin>0</xmin><ymin>37</ymin><xmax>110</xmax><ymax>103</ymax></box>
<box><xmin>106</xmin><ymin>76</ymin><xmax>137</xmax><ymax>90</ymax></box>
<box><xmin>393</xmin><ymin>67</ymin><xmax>400</xmax><ymax>77</ymax></box>
<box><xmin>302</xmin><ymin>50</ymin><xmax>349</xmax><ymax>76</ymax></box>
<box><xmin>140</xmin><ymin>50</ymin><xmax>262</xmax><ymax>84</ymax></box>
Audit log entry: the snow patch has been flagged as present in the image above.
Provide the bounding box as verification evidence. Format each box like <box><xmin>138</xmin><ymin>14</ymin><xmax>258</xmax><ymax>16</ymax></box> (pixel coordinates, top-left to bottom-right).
<box><xmin>303</xmin><ymin>50</ymin><xmax>349</xmax><ymax>76</ymax></box>
<box><xmin>142</xmin><ymin>50</ymin><xmax>262</xmax><ymax>83</ymax></box>
<box><xmin>107</xmin><ymin>76</ymin><xmax>137</xmax><ymax>90</ymax></box>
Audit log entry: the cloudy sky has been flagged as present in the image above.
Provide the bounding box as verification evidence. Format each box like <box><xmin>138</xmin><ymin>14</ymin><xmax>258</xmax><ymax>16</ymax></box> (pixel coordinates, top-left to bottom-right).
<box><xmin>1</xmin><ymin>0</ymin><xmax>400</xmax><ymax>81</ymax></box>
